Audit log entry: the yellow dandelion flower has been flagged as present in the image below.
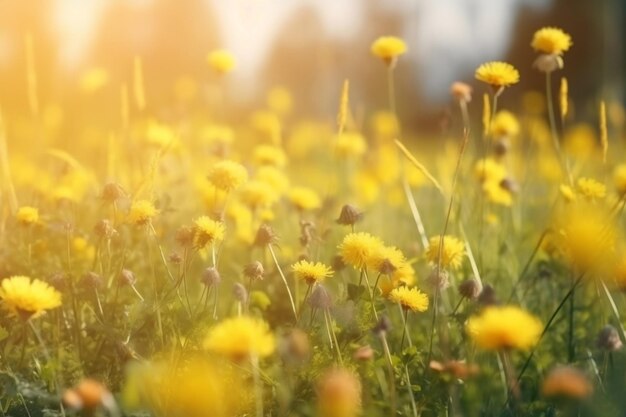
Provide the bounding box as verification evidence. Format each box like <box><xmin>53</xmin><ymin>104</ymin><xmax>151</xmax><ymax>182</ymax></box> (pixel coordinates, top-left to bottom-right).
<box><xmin>0</xmin><ymin>276</ymin><xmax>62</xmax><ymax>319</ymax></box>
<box><xmin>425</xmin><ymin>235</ymin><xmax>465</xmax><ymax>271</ymax></box>
<box><xmin>267</xmin><ymin>86</ymin><xmax>293</xmax><ymax>116</ymax></box>
<box><xmin>207</xmin><ymin>160</ymin><xmax>248</xmax><ymax>192</ymax></box>
<box><xmin>207</xmin><ymin>49</ymin><xmax>236</xmax><ymax>74</ymax></box>
<box><xmin>335</xmin><ymin>132</ymin><xmax>367</xmax><ymax>158</ymax></box>
<box><xmin>531</xmin><ymin>27</ymin><xmax>572</xmax><ymax>55</ymax></box>
<box><xmin>240</xmin><ymin>180</ymin><xmax>279</xmax><ymax>209</ymax></box>
<box><xmin>490</xmin><ymin>110</ymin><xmax>520</xmax><ymax>138</ymax></box>
<box><xmin>291</xmin><ymin>260</ymin><xmax>333</xmax><ymax>285</ymax></box>
<box><xmin>576</xmin><ymin>177</ymin><xmax>606</xmax><ymax>201</ymax></box>
<box><xmin>16</xmin><ymin>206</ymin><xmax>39</xmax><ymax>226</ymax></box>
<box><xmin>483</xmin><ymin>180</ymin><xmax>514</xmax><ymax>207</ymax></box>
<box><xmin>370</xmin><ymin>36</ymin><xmax>407</xmax><ymax>63</ymax></box>
<box><xmin>466</xmin><ymin>305</ymin><xmax>542</xmax><ymax>350</ymax></box>
<box><xmin>388</xmin><ymin>286</ymin><xmax>429</xmax><ymax>312</ymax></box>
<box><xmin>559</xmin><ymin>184</ymin><xmax>577</xmax><ymax>203</ymax></box>
<box><xmin>316</xmin><ymin>368</ymin><xmax>362</xmax><ymax>417</ymax></box>
<box><xmin>289</xmin><ymin>186</ymin><xmax>321</xmax><ymax>211</ymax></box>
<box><xmin>613</xmin><ymin>164</ymin><xmax>626</xmax><ymax>195</ymax></box>
<box><xmin>474</xmin><ymin>158</ymin><xmax>507</xmax><ymax>183</ymax></box>
<box><xmin>338</xmin><ymin>232</ymin><xmax>385</xmax><ymax>270</ymax></box>
<box><xmin>128</xmin><ymin>200</ymin><xmax>158</xmax><ymax>226</ymax></box>
<box><xmin>366</xmin><ymin>245</ymin><xmax>406</xmax><ymax>274</ymax></box>
<box><xmin>193</xmin><ymin>216</ymin><xmax>225</xmax><ymax>249</ymax></box>
<box><xmin>475</xmin><ymin>61</ymin><xmax>520</xmax><ymax>88</ymax></box>
<box><xmin>253</xmin><ymin>145</ymin><xmax>287</xmax><ymax>168</ymax></box>
<box><xmin>204</xmin><ymin>316</ymin><xmax>275</xmax><ymax>361</ymax></box>
<box><xmin>255</xmin><ymin>166</ymin><xmax>290</xmax><ymax>195</ymax></box>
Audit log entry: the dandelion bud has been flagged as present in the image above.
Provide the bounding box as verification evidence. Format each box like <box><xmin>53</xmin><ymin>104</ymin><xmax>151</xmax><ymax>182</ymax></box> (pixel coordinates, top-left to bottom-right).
<box><xmin>353</xmin><ymin>345</ymin><xmax>374</xmax><ymax>361</ymax></box>
<box><xmin>493</xmin><ymin>138</ymin><xmax>510</xmax><ymax>157</ymax></box>
<box><xmin>336</xmin><ymin>204</ymin><xmax>363</xmax><ymax>226</ymax></box>
<box><xmin>331</xmin><ymin>255</ymin><xmax>346</xmax><ymax>272</ymax></box>
<box><xmin>458</xmin><ymin>278</ymin><xmax>482</xmax><ymax>300</ymax></box>
<box><xmin>542</xmin><ymin>366</ymin><xmax>592</xmax><ymax>400</ymax></box>
<box><xmin>309</xmin><ymin>285</ymin><xmax>333</xmax><ymax>310</ymax></box>
<box><xmin>281</xmin><ymin>328</ymin><xmax>310</xmax><ymax>362</ymax></box>
<box><xmin>101</xmin><ymin>182</ymin><xmax>125</xmax><ymax>203</ymax></box>
<box><xmin>316</xmin><ymin>368</ymin><xmax>362</xmax><ymax>417</ymax></box>
<box><xmin>254</xmin><ymin>224</ymin><xmax>277</xmax><ymax>246</ymax></box>
<box><xmin>596</xmin><ymin>325</ymin><xmax>623</xmax><ymax>351</ymax></box>
<box><xmin>243</xmin><ymin>261</ymin><xmax>264</xmax><ymax>281</ymax></box>
<box><xmin>48</xmin><ymin>272</ymin><xmax>67</xmax><ymax>291</ymax></box>
<box><xmin>233</xmin><ymin>283</ymin><xmax>248</xmax><ymax>304</ymax></box>
<box><xmin>533</xmin><ymin>54</ymin><xmax>564</xmax><ymax>73</ymax></box>
<box><xmin>168</xmin><ymin>252</ymin><xmax>182</xmax><ymax>264</ymax></box>
<box><xmin>500</xmin><ymin>178</ymin><xmax>520</xmax><ymax>194</ymax></box>
<box><xmin>82</xmin><ymin>272</ymin><xmax>103</xmax><ymax>289</ymax></box>
<box><xmin>94</xmin><ymin>219</ymin><xmax>117</xmax><ymax>239</ymax></box>
<box><xmin>427</xmin><ymin>268</ymin><xmax>450</xmax><ymax>290</ymax></box>
<box><xmin>175</xmin><ymin>226</ymin><xmax>194</xmax><ymax>247</ymax></box>
<box><xmin>202</xmin><ymin>267</ymin><xmax>221</xmax><ymax>286</ymax></box>
<box><xmin>118</xmin><ymin>269</ymin><xmax>136</xmax><ymax>286</ymax></box>
<box><xmin>372</xmin><ymin>315</ymin><xmax>392</xmax><ymax>336</ymax></box>
<box><xmin>477</xmin><ymin>284</ymin><xmax>497</xmax><ymax>306</ymax></box>
<box><xmin>450</xmin><ymin>82</ymin><xmax>472</xmax><ymax>103</ymax></box>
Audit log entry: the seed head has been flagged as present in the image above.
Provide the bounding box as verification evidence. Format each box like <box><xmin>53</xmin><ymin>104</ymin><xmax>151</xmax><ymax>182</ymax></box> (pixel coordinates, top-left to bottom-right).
<box><xmin>118</xmin><ymin>269</ymin><xmax>136</xmax><ymax>286</ymax></box>
<box><xmin>254</xmin><ymin>224</ymin><xmax>278</xmax><ymax>246</ymax></box>
<box><xmin>458</xmin><ymin>278</ymin><xmax>482</xmax><ymax>300</ymax></box>
<box><xmin>243</xmin><ymin>261</ymin><xmax>264</xmax><ymax>281</ymax></box>
<box><xmin>202</xmin><ymin>267</ymin><xmax>222</xmax><ymax>286</ymax></box>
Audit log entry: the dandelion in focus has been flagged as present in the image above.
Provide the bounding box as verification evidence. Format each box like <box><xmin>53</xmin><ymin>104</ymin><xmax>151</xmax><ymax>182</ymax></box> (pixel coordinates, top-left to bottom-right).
<box><xmin>0</xmin><ymin>276</ymin><xmax>62</xmax><ymax>319</ymax></box>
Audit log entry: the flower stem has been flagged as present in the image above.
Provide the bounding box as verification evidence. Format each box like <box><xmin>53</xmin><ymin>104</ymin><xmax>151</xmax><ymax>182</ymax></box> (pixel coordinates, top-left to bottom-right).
<box><xmin>268</xmin><ymin>244</ymin><xmax>298</xmax><ymax>321</ymax></box>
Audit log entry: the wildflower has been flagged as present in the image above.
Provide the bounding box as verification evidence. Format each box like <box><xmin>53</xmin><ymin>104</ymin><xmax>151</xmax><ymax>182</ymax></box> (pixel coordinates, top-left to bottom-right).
<box><xmin>254</xmin><ymin>224</ymin><xmax>277</xmax><ymax>246</ymax></box>
<box><xmin>128</xmin><ymin>200</ymin><xmax>158</xmax><ymax>226</ymax></box>
<box><xmin>267</xmin><ymin>86</ymin><xmax>293</xmax><ymax>116</ymax></box>
<box><xmin>94</xmin><ymin>219</ymin><xmax>117</xmax><ymax>239</ymax></box>
<box><xmin>0</xmin><ymin>276</ymin><xmax>62</xmax><ymax>319</ymax></box>
<box><xmin>204</xmin><ymin>316</ymin><xmax>275</xmax><ymax>361</ymax></box>
<box><xmin>16</xmin><ymin>206</ymin><xmax>39</xmax><ymax>225</ymax></box>
<box><xmin>243</xmin><ymin>261</ymin><xmax>264</xmax><ymax>281</ymax></box>
<box><xmin>475</xmin><ymin>61</ymin><xmax>520</xmax><ymax>89</ymax></box>
<box><xmin>466</xmin><ymin>305</ymin><xmax>542</xmax><ymax>350</ymax></box>
<box><xmin>253</xmin><ymin>144</ymin><xmax>287</xmax><ymax>168</ymax></box>
<box><xmin>576</xmin><ymin>177</ymin><xmax>606</xmax><ymax>201</ymax></box>
<box><xmin>316</xmin><ymin>368</ymin><xmax>362</xmax><ymax>417</ymax></box>
<box><xmin>450</xmin><ymin>82</ymin><xmax>472</xmax><ymax>103</ymax></box>
<box><xmin>596</xmin><ymin>325</ymin><xmax>623</xmax><ymax>351</ymax></box>
<box><xmin>240</xmin><ymin>180</ymin><xmax>279</xmax><ymax>209</ymax></box>
<box><xmin>192</xmin><ymin>216</ymin><xmax>225</xmax><ymax>249</ymax></box>
<box><xmin>207</xmin><ymin>160</ymin><xmax>248</xmax><ymax>192</ymax></box>
<box><xmin>490</xmin><ymin>111</ymin><xmax>520</xmax><ymax>139</ymax></box>
<box><xmin>531</xmin><ymin>27</ymin><xmax>572</xmax><ymax>55</ymax></box>
<box><xmin>559</xmin><ymin>184</ymin><xmax>577</xmax><ymax>203</ymax></box>
<box><xmin>388</xmin><ymin>286</ymin><xmax>429</xmax><ymax>312</ymax></box>
<box><xmin>289</xmin><ymin>186</ymin><xmax>321</xmax><ymax>211</ymax></box>
<box><xmin>338</xmin><ymin>232</ymin><xmax>384</xmax><ymax>269</ymax></box>
<box><xmin>335</xmin><ymin>132</ymin><xmax>367</xmax><ymax>158</ymax></box>
<box><xmin>614</xmin><ymin>164</ymin><xmax>626</xmax><ymax>195</ymax></box>
<box><xmin>292</xmin><ymin>260</ymin><xmax>333</xmax><ymax>285</ymax></box>
<box><xmin>101</xmin><ymin>182</ymin><xmax>125</xmax><ymax>202</ymax></box>
<box><xmin>207</xmin><ymin>49</ymin><xmax>236</xmax><ymax>74</ymax></box>
<box><xmin>255</xmin><ymin>166</ymin><xmax>290</xmax><ymax>194</ymax></box>
<box><xmin>425</xmin><ymin>235</ymin><xmax>465</xmax><ymax>271</ymax></box>
<box><xmin>542</xmin><ymin>366</ymin><xmax>592</xmax><ymax>400</ymax></box>
<box><xmin>370</xmin><ymin>36</ymin><xmax>407</xmax><ymax>65</ymax></box>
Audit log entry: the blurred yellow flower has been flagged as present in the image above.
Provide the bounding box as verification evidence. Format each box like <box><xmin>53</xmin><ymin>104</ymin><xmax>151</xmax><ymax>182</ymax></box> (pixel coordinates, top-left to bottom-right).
<box><xmin>559</xmin><ymin>184</ymin><xmax>577</xmax><ymax>203</ymax></box>
<box><xmin>255</xmin><ymin>166</ymin><xmax>290</xmax><ymax>194</ymax></box>
<box><xmin>388</xmin><ymin>286</ymin><xmax>429</xmax><ymax>312</ymax></box>
<box><xmin>541</xmin><ymin>366</ymin><xmax>592</xmax><ymax>400</ymax></box>
<box><xmin>289</xmin><ymin>186</ymin><xmax>321</xmax><ymax>211</ymax></box>
<box><xmin>79</xmin><ymin>67</ymin><xmax>109</xmax><ymax>93</ymax></box>
<box><xmin>240</xmin><ymin>180</ymin><xmax>279</xmax><ymax>209</ymax></box>
<box><xmin>466</xmin><ymin>305</ymin><xmax>542</xmax><ymax>350</ymax></box>
<box><xmin>291</xmin><ymin>260</ymin><xmax>333</xmax><ymax>285</ymax></box>
<box><xmin>128</xmin><ymin>200</ymin><xmax>158</xmax><ymax>226</ymax></box>
<box><xmin>338</xmin><ymin>232</ymin><xmax>384</xmax><ymax>270</ymax></box>
<box><xmin>207</xmin><ymin>49</ymin><xmax>236</xmax><ymax>74</ymax></box>
<box><xmin>335</xmin><ymin>132</ymin><xmax>367</xmax><ymax>158</ymax></box>
<box><xmin>425</xmin><ymin>235</ymin><xmax>465</xmax><ymax>271</ymax></box>
<box><xmin>204</xmin><ymin>316</ymin><xmax>275</xmax><ymax>361</ymax></box>
<box><xmin>193</xmin><ymin>216</ymin><xmax>225</xmax><ymax>249</ymax></box>
<box><xmin>531</xmin><ymin>27</ymin><xmax>572</xmax><ymax>55</ymax></box>
<box><xmin>316</xmin><ymin>368</ymin><xmax>362</xmax><ymax>417</ymax></box>
<box><xmin>370</xmin><ymin>36</ymin><xmax>407</xmax><ymax>63</ymax></box>
<box><xmin>490</xmin><ymin>110</ymin><xmax>520</xmax><ymax>138</ymax></box>
<box><xmin>576</xmin><ymin>177</ymin><xmax>606</xmax><ymax>201</ymax></box>
<box><xmin>475</xmin><ymin>61</ymin><xmax>520</xmax><ymax>88</ymax></box>
<box><xmin>207</xmin><ymin>160</ymin><xmax>248</xmax><ymax>192</ymax></box>
<box><xmin>267</xmin><ymin>86</ymin><xmax>293</xmax><ymax>116</ymax></box>
<box><xmin>16</xmin><ymin>206</ymin><xmax>39</xmax><ymax>226</ymax></box>
<box><xmin>0</xmin><ymin>276</ymin><xmax>61</xmax><ymax>319</ymax></box>
<box><xmin>253</xmin><ymin>144</ymin><xmax>287</xmax><ymax>168</ymax></box>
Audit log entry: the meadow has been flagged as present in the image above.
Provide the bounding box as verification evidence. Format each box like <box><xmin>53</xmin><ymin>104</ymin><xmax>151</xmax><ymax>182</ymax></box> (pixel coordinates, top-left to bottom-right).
<box><xmin>0</xmin><ymin>26</ymin><xmax>625</xmax><ymax>417</ymax></box>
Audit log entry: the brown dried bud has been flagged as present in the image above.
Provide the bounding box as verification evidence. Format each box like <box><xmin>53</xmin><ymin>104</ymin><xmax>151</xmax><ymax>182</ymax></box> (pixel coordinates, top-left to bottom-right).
<box><xmin>243</xmin><ymin>261</ymin><xmax>264</xmax><ymax>281</ymax></box>
<box><xmin>254</xmin><ymin>224</ymin><xmax>277</xmax><ymax>246</ymax></box>
<box><xmin>202</xmin><ymin>267</ymin><xmax>221</xmax><ymax>286</ymax></box>
<box><xmin>500</xmin><ymin>178</ymin><xmax>519</xmax><ymax>194</ymax></box>
<box><xmin>82</xmin><ymin>272</ymin><xmax>103</xmax><ymax>289</ymax></box>
<box><xmin>458</xmin><ymin>278</ymin><xmax>482</xmax><ymax>300</ymax></box>
<box><xmin>168</xmin><ymin>252</ymin><xmax>183</xmax><ymax>264</ymax></box>
<box><xmin>175</xmin><ymin>226</ymin><xmax>195</xmax><ymax>247</ymax></box>
<box><xmin>478</xmin><ymin>284</ymin><xmax>497</xmax><ymax>306</ymax></box>
<box><xmin>533</xmin><ymin>54</ymin><xmax>564</xmax><ymax>73</ymax></box>
<box><xmin>493</xmin><ymin>138</ymin><xmax>510</xmax><ymax>157</ymax></box>
<box><xmin>308</xmin><ymin>285</ymin><xmax>332</xmax><ymax>309</ymax></box>
<box><xmin>597</xmin><ymin>325</ymin><xmax>623</xmax><ymax>351</ymax></box>
<box><xmin>101</xmin><ymin>182</ymin><xmax>125</xmax><ymax>203</ymax></box>
<box><xmin>336</xmin><ymin>204</ymin><xmax>363</xmax><ymax>226</ymax></box>
<box><xmin>353</xmin><ymin>345</ymin><xmax>374</xmax><ymax>361</ymax></box>
<box><xmin>118</xmin><ymin>269</ymin><xmax>136</xmax><ymax>286</ymax></box>
<box><xmin>450</xmin><ymin>82</ymin><xmax>473</xmax><ymax>103</ymax></box>
<box><xmin>299</xmin><ymin>220</ymin><xmax>315</xmax><ymax>247</ymax></box>
<box><xmin>94</xmin><ymin>219</ymin><xmax>117</xmax><ymax>239</ymax></box>
<box><xmin>48</xmin><ymin>272</ymin><xmax>67</xmax><ymax>291</ymax></box>
<box><xmin>373</xmin><ymin>315</ymin><xmax>392</xmax><ymax>336</ymax></box>
<box><xmin>233</xmin><ymin>283</ymin><xmax>248</xmax><ymax>303</ymax></box>
<box><xmin>428</xmin><ymin>268</ymin><xmax>450</xmax><ymax>290</ymax></box>
<box><xmin>331</xmin><ymin>255</ymin><xmax>346</xmax><ymax>272</ymax></box>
